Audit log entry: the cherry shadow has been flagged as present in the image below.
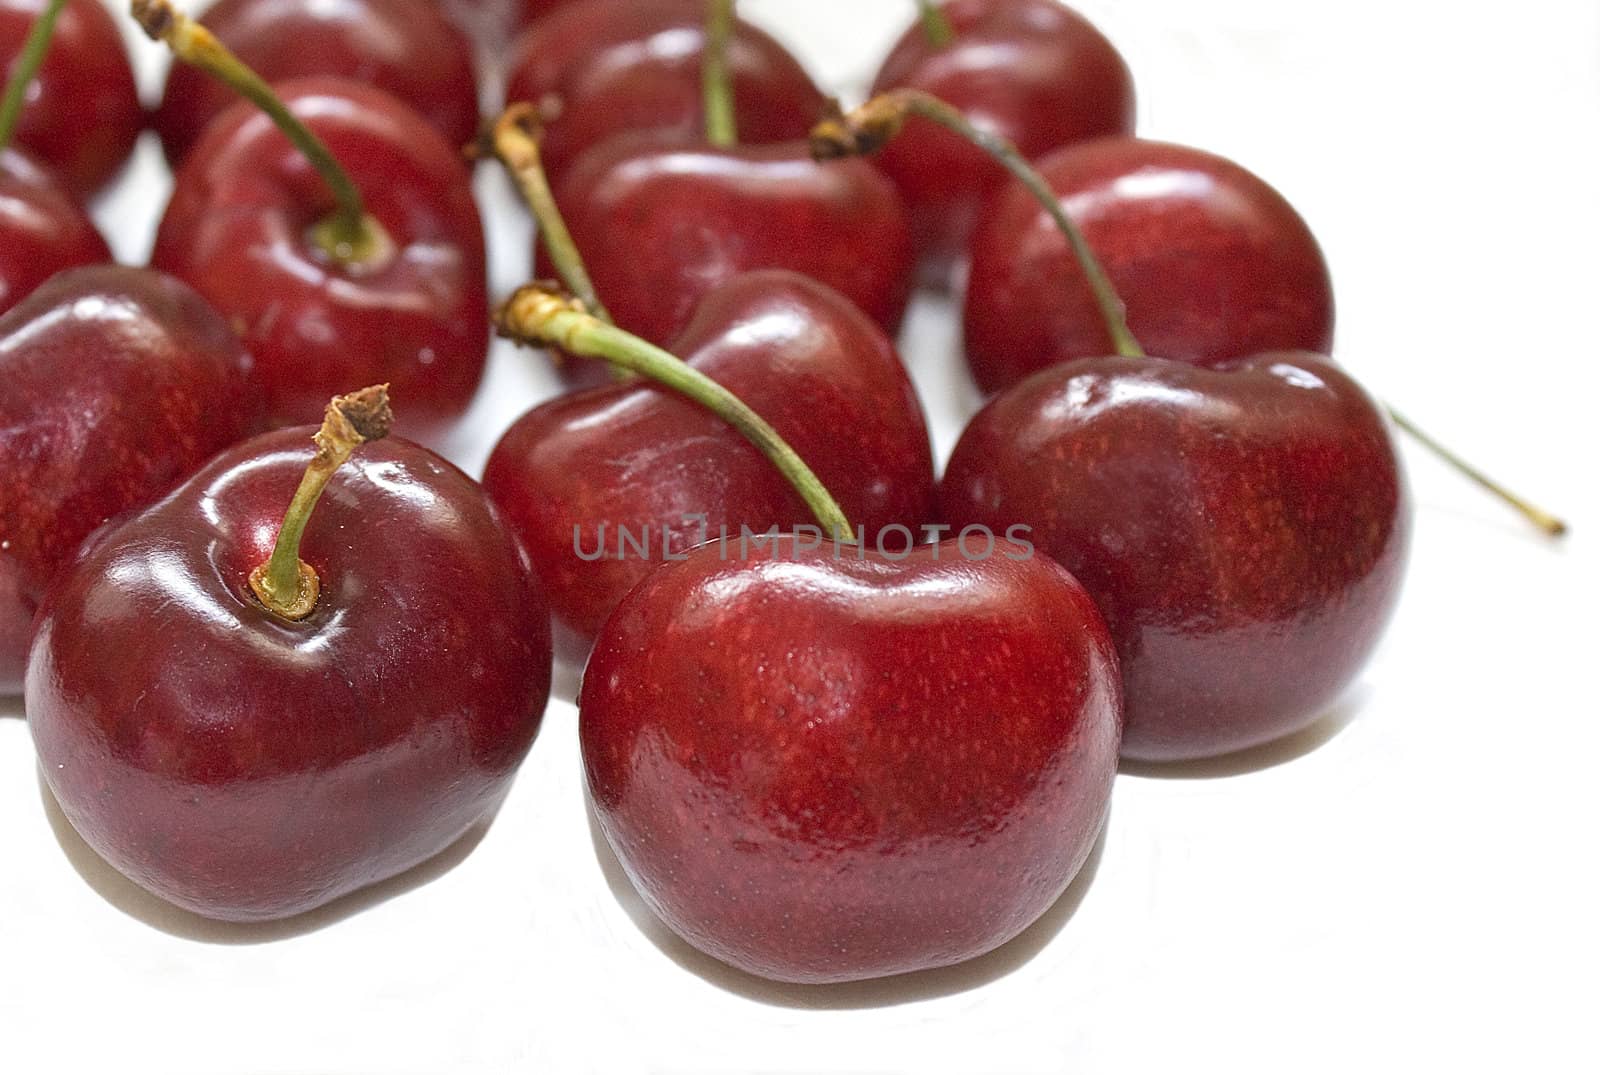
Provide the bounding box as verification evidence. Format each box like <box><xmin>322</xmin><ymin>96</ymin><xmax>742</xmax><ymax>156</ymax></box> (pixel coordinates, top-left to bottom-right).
<box><xmin>1117</xmin><ymin>684</ymin><xmax>1372</xmax><ymax>780</ymax></box>
<box><xmin>0</xmin><ymin>692</ymin><xmax>22</xmax><ymax>719</ymax></box>
<box><xmin>585</xmin><ymin>792</ymin><xmax>1108</xmax><ymax>1010</ymax></box>
<box><xmin>549</xmin><ymin>622</ymin><xmax>591</xmax><ymax>706</ymax></box>
<box><xmin>37</xmin><ymin>766</ymin><xmax>491</xmax><ymax>945</ymax></box>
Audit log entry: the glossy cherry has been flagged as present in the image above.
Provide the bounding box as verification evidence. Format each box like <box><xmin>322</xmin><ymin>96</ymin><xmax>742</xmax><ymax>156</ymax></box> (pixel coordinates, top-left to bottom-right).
<box><xmin>0</xmin><ymin>265</ymin><xmax>264</xmax><ymax>693</ymax></box>
<box><xmin>485</xmin><ymin>270</ymin><xmax>935</xmax><ymax>640</ymax></box>
<box><xmin>547</xmin><ymin>134</ymin><xmax>914</xmax><ymax>348</ymax></box>
<box><xmin>503</xmin><ymin>0</ymin><xmax>827</xmax><ymax>185</ymax></box>
<box><xmin>151</xmin><ymin>77</ymin><xmax>489</xmax><ymax>437</ymax></box>
<box><xmin>152</xmin><ymin>0</ymin><xmax>480</xmax><ymax>168</ymax></box>
<box><xmin>871</xmin><ymin>0</ymin><xmax>1135</xmax><ymax>279</ymax></box>
<box><xmin>942</xmin><ymin>353</ymin><xmax>1410</xmax><ymax>762</ymax></box>
<box><xmin>0</xmin><ymin>0</ymin><xmax>140</xmax><ymax>197</ymax></box>
<box><xmin>0</xmin><ymin>148</ymin><xmax>109</xmax><ymax>313</ymax></box>
<box><xmin>583</xmin><ymin>534</ymin><xmax>1121</xmax><ymax>983</ymax></box>
<box><xmin>27</xmin><ymin>393</ymin><xmax>551</xmax><ymax>921</ymax></box>
<box><xmin>964</xmin><ymin>136</ymin><xmax>1335</xmax><ymax>395</ymax></box>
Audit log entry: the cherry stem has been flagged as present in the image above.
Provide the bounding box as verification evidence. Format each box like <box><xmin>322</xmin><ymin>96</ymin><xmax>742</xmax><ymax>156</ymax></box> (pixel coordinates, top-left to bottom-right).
<box><xmin>702</xmin><ymin>0</ymin><xmax>738</xmax><ymax>147</ymax></box>
<box><xmin>812</xmin><ymin>89</ymin><xmax>1144</xmax><ymax>360</ymax></box>
<box><xmin>1386</xmin><ymin>406</ymin><xmax>1567</xmax><ymax>538</ymax></box>
<box><xmin>490</xmin><ymin>104</ymin><xmax>612</xmax><ymax>326</ymax></box>
<box><xmin>0</xmin><ymin>0</ymin><xmax>67</xmax><ymax>152</ymax></box>
<box><xmin>497</xmin><ymin>286</ymin><xmax>855</xmax><ymax>541</ymax></box>
<box><xmin>132</xmin><ymin>0</ymin><xmax>393</xmax><ymax>269</ymax></box>
<box><xmin>249</xmin><ymin>386</ymin><xmax>394</xmax><ymax>621</ymax></box>
<box><xmin>915</xmin><ymin>0</ymin><xmax>955</xmax><ymax>48</ymax></box>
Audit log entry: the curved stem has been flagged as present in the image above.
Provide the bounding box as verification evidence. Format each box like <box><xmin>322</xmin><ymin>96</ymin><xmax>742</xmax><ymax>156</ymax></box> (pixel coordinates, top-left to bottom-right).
<box><xmin>1387</xmin><ymin>406</ymin><xmax>1567</xmax><ymax>538</ymax></box>
<box><xmin>702</xmin><ymin>0</ymin><xmax>738</xmax><ymax>147</ymax></box>
<box><xmin>132</xmin><ymin>0</ymin><xmax>392</xmax><ymax>268</ymax></box>
<box><xmin>915</xmin><ymin>0</ymin><xmax>955</xmax><ymax>48</ymax></box>
<box><xmin>497</xmin><ymin>286</ymin><xmax>854</xmax><ymax>541</ymax></box>
<box><xmin>490</xmin><ymin>104</ymin><xmax>612</xmax><ymax>325</ymax></box>
<box><xmin>0</xmin><ymin>0</ymin><xmax>67</xmax><ymax>152</ymax></box>
<box><xmin>249</xmin><ymin>386</ymin><xmax>394</xmax><ymax>620</ymax></box>
<box><xmin>812</xmin><ymin>89</ymin><xmax>1144</xmax><ymax>359</ymax></box>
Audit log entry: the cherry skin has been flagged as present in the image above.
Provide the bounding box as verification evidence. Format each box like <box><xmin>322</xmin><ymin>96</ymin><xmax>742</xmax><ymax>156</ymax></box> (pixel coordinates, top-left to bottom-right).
<box><xmin>151</xmin><ymin>77</ymin><xmax>490</xmax><ymax>438</ymax></box>
<box><xmin>547</xmin><ymin>133</ymin><xmax>914</xmax><ymax>348</ymax></box>
<box><xmin>941</xmin><ymin>353</ymin><xmax>1410</xmax><ymax>762</ymax></box>
<box><xmin>0</xmin><ymin>147</ymin><xmax>110</xmax><ymax>314</ymax></box>
<box><xmin>871</xmin><ymin>0</ymin><xmax>1135</xmax><ymax>280</ymax></box>
<box><xmin>152</xmin><ymin>0</ymin><xmax>481</xmax><ymax>169</ymax></box>
<box><xmin>583</xmin><ymin>534</ymin><xmax>1121</xmax><ymax>983</ymax></box>
<box><xmin>27</xmin><ymin>426</ymin><xmax>552</xmax><ymax>922</ymax></box>
<box><xmin>0</xmin><ymin>265</ymin><xmax>265</xmax><ymax>693</ymax></box>
<box><xmin>504</xmin><ymin>0</ymin><xmax>827</xmax><ymax>185</ymax></box>
<box><xmin>0</xmin><ymin>0</ymin><xmax>141</xmax><ymax>197</ymax></box>
<box><xmin>964</xmin><ymin>137</ymin><xmax>1335</xmax><ymax>395</ymax></box>
<box><xmin>484</xmin><ymin>270</ymin><xmax>935</xmax><ymax>641</ymax></box>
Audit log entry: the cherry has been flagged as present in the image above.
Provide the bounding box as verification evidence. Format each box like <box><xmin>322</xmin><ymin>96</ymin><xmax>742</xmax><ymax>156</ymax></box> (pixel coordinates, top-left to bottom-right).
<box><xmin>963</xmin><ymin>136</ymin><xmax>1335</xmax><ymax>394</ymax></box>
<box><xmin>583</xmin><ymin>533</ymin><xmax>1121</xmax><ymax>983</ymax></box>
<box><xmin>139</xmin><ymin>1</ymin><xmax>489</xmax><ymax>438</ymax></box>
<box><xmin>27</xmin><ymin>387</ymin><xmax>552</xmax><ymax>921</ymax></box>
<box><xmin>0</xmin><ymin>265</ymin><xmax>265</xmax><ymax>693</ymax></box>
<box><xmin>503</xmin><ymin>0</ymin><xmax>827</xmax><ymax>185</ymax></box>
<box><xmin>941</xmin><ymin>354</ymin><xmax>1409</xmax><ymax>762</ymax></box>
<box><xmin>152</xmin><ymin>0</ymin><xmax>481</xmax><ymax>169</ymax></box>
<box><xmin>0</xmin><ymin>0</ymin><xmax>140</xmax><ymax>197</ymax></box>
<box><xmin>486</xmin><ymin>269</ymin><xmax>935</xmax><ymax>640</ymax></box>
<box><xmin>871</xmin><ymin>0</ymin><xmax>1135</xmax><ymax>280</ymax></box>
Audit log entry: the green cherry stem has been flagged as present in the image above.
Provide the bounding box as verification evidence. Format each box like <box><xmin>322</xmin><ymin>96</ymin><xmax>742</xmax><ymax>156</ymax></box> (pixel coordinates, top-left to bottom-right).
<box><xmin>497</xmin><ymin>286</ymin><xmax>854</xmax><ymax>541</ymax></box>
<box><xmin>702</xmin><ymin>0</ymin><xmax>738</xmax><ymax>147</ymax></box>
<box><xmin>490</xmin><ymin>103</ymin><xmax>612</xmax><ymax>326</ymax></box>
<box><xmin>812</xmin><ymin>89</ymin><xmax>1144</xmax><ymax>359</ymax></box>
<box><xmin>915</xmin><ymin>0</ymin><xmax>955</xmax><ymax>48</ymax></box>
<box><xmin>249</xmin><ymin>385</ymin><xmax>394</xmax><ymax>620</ymax></box>
<box><xmin>132</xmin><ymin>0</ymin><xmax>393</xmax><ymax>269</ymax></box>
<box><xmin>0</xmin><ymin>0</ymin><xmax>67</xmax><ymax>151</ymax></box>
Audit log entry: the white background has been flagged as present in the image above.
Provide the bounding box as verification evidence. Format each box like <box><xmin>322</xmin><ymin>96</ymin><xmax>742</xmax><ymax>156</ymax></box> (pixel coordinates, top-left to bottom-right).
<box><xmin>3</xmin><ymin>1</ymin><xmax>1598</xmax><ymax>1071</ymax></box>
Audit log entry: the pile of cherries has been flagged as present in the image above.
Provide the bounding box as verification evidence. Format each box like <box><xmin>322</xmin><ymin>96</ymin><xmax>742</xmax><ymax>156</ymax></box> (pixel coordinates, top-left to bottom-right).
<box><xmin>0</xmin><ymin>0</ymin><xmax>1560</xmax><ymax>985</ymax></box>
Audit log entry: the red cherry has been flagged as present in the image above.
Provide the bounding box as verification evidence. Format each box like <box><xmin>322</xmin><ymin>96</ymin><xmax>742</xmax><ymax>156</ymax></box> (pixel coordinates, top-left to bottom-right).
<box><xmin>546</xmin><ymin>133</ymin><xmax>914</xmax><ymax>348</ymax></box>
<box><xmin>503</xmin><ymin>0</ymin><xmax>826</xmax><ymax>185</ymax></box>
<box><xmin>151</xmin><ymin>78</ymin><xmax>489</xmax><ymax>437</ymax></box>
<box><xmin>0</xmin><ymin>265</ymin><xmax>265</xmax><ymax>692</ymax></box>
<box><xmin>871</xmin><ymin>0</ymin><xmax>1135</xmax><ymax>279</ymax></box>
<box><xmin>0</xmin><ymin>0</ymin><xmax>140</xmax><ymax>197</ymax></box>
<box><xmin>942</xmin><ymin>353</ymin><xmax>1410</xmax><ymax>762</ymax></box>
<box><xmin>152</xmin><ymin>0</ymin><xmax>481</xmax><ymax>169</ymax></box>
<box><xmin>27</xmin><ymin>390</ymin><xmax>552</xmax><ymax>922</ymax></box>
<box><xmin>582</xmin><ymin>534</ymin><xmax>1121</xmax><ymax>983</ymax></box>
<box><xmin>964</xmin><ymin>136</ymin><xmax>1335</xmax><ymax>394</ymax></box>
<box><xmin>484</xmin><ymin>270</ymin><xmax>935</xmax><ymax>640</ymax></box>
<box><xmin>0</xmin><ymin>147</ymin><xmax>109</xmax><ymax>313</ymax></box>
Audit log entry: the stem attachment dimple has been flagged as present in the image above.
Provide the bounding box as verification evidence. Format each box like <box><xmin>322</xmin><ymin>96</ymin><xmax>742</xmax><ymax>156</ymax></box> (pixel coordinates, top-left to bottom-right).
<box><xmin>702</xmin><ymin>0</ymin><xmax>738</xmax><ymax>147</ymax></box>
<box><xmin>248</xmin><ymin>385</ymin><xmax>394</xmax><ymax>621</ymax></box>
<box><xmin>0</xmin><ymin>0</ymin><xmax>67</xmax><ymax>152</ymax></box>
<box><xmin>812</xmin><ymin>89</ymin><xmax>1144</xmax><ymax>360</ymax></box>
<box><xmin>132</xmin><ymin>0</ymin><xmax>394</xmax><ymax>270</ymax></box>
<box><xmin>496</xmin><ymin>286</ymin><xmax>855</xmax><ymax>542</ymax></box>
<box><xmin>914</xmin><ymin>0</ymin><xmax>955</xmax><ymax>48</ymax></box>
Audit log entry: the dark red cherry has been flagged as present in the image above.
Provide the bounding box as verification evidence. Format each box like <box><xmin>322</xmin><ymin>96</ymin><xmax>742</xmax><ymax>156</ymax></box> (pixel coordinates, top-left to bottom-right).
<box><xmin>0</xmin><ymin>147</ymin><xmax>110</xmax><ymax>314</ymax></box>
<box><xmin>871</xmin><ymin>0</ymin><xmax>1135</xmax><ymax>279</ymax></box>
<box><xmin>483</xmin><ymin>271</ymin><xmax>935</xmax><ymax>641</ymax></box>
<box><xmin>152</xmin><ymin>0</ymin><xmax>481</xmax><ymax>169</ymax></box>
<box><xmin>546</xmin><ymin>134</ymin><xmax>914</xmax><ymax>348</ymax></box>
<box><xmin>964</xmin><ymin>136</ymin><xmax>1335</xmax><ymax>395</ymax></box>
<box><xmin>0</xmin><ymin>0</ymin><xmax>141</xmax><ymax>197</ymax></box>
<box><xmin>27</xmin><ymin>416</ymin><xmax>552</xmax><ymax>921</ymax></box>
<box><xmin>503</xmin><ymin>0</ymin><xmax>826</xmax><ymax>184</ymax></box>
<box><xmin>0</xmin><ymin>265</ymin><xmax>265</xmax><ymax>692</ymax></box>
<box><xmin>583</xmin><ymin>533</ymin><xmax>1121</xmax><ymax>983</ymax></box>
<box><xmin>942</xmin><ymin>353</ymin><xmax>1410</xmax><ymax>762</ymax></box>
<box><xmin>151</xmin><ymin>77</ymin><xmax>490</xmax><ymax>438</ymax></box>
